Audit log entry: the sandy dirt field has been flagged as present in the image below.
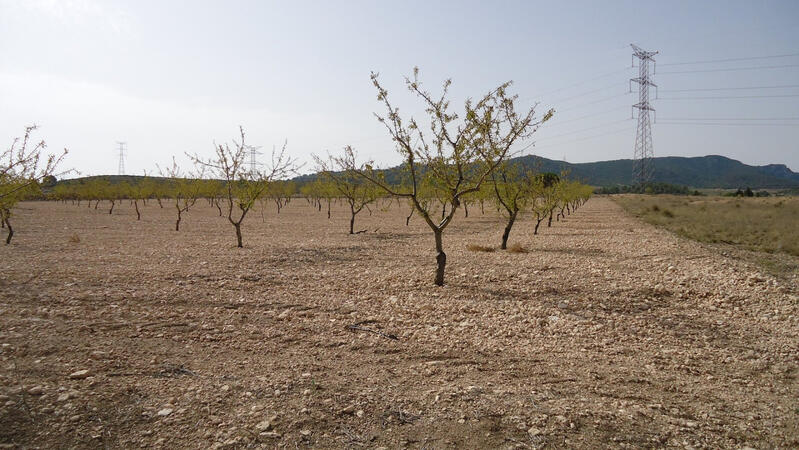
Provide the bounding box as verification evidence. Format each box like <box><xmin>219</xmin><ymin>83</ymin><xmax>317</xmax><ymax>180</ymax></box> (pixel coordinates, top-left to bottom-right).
<box><xmin>1</xmin><ymin>197</ymin><xmax>797</xmax><ymax>449</ymax></box>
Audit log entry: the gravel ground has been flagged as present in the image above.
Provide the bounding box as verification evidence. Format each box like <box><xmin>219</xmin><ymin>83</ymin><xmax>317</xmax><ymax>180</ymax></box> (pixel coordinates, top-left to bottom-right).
<box><xmin>0</xmin><ymin>197</ymin><xmax>797</xmax><ymax>449</ymax></box>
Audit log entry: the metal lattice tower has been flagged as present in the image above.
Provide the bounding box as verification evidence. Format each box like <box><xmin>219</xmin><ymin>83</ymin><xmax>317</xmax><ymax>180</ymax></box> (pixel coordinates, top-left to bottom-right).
<box><xmin>116</xmin><ymin>141</ymin><xmax>127</xmax><ymax>176</ymax></box>
<box><xmin>629</xmin><ymin>44</ymin><xmax>658</xmax><ymax>186</ymax></box>
<box><xmin>247</xmin><ymin>145</ymin><xmax>263</xmax><ymax>174</ymax></box>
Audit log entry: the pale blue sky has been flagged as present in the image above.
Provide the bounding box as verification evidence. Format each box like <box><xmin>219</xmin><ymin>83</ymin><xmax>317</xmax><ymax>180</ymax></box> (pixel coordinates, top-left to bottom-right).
<box><xmin>1</xmin><ymin>0</ymin><xmax>797</xmax><ymax>176</ymax></box>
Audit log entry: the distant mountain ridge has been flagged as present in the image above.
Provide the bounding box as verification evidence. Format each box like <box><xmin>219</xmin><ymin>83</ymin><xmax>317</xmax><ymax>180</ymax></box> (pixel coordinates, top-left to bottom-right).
<box><xmin>513</xmin><ymin>154</ymin><xmax>799</xmax><ymax>189</ymax></box>
<box><xmin>60</xmin><ymin>155</ymin><xmax>799</xmax><ymax>190</ymax></box>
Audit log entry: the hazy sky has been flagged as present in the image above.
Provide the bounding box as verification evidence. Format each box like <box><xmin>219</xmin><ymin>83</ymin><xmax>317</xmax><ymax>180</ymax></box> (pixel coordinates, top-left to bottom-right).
<box><xmin>1</xmin><ymin>0</ymin><xmax>798</xmax><ymax>177</ymax></box>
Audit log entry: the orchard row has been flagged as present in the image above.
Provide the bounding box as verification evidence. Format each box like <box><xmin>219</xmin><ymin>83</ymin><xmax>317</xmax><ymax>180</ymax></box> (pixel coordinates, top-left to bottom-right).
<box><xmin>3</xmin><ymin>68</ymin><xmax>594</xmax><ymax>285</ymax></box>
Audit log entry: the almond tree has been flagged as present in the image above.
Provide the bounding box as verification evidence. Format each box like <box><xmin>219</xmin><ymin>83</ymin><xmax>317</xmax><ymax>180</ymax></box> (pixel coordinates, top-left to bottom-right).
<box><xmin>559</xmin><ymin>180</ymin><xmax>593</xmax><ymax>216</ymax></box>
<box><xmin>342</xmin><ymin>68</ymin><xmax>550</xmax><ymax>285</ymax></box>
<box><xmin>531</xmin><ymin>173</ymin><xmax>559</xmax><ymax>235</ymax></box>
<box><xmin>321</xmin><ymin>180</ymin><xmax>337</xmax><ymax>218</ymax></box>
<box><xmin>1</xmin><ymin>125</ymin><xmax>67</xmax><ymax>244</ymax></box>
<box><xmin>190</xmin><ymin>127</ymin><xmax>297</xmax><ymax>248</ymax></box>
<box><xmin>300</xmin><ymin>179</ymin><xmax>326</xmax><ymax>213</ymax></box>
<box><xmin>315</xmin><ymin>151</ymin><xmax>380</xmax><ymax>234</ymax></box>
<box><xmin>269</xmin><ymin>180</ymin><xmax>295</xmax><ymax>214</ymax></box>
<box><xmin>570</xmin><ymin>182</ymin><xmax>593</xmax><ymax>211</ymax></box>
<box><xmin>491</xmin><ymin>162</ymin><xmax>534</xmax><ymax>249</ymax></box>
<box><xmin>129</xmin><ymin>173</ymin><xmax>155</xmax><ymax>220</ymax></box>
<box><xmin>199</xmin><ymin>179</ymin><xmax>225</xmax><ymax>216</ymax></box>
<box><xmin>159</xmin><ymin>158</ymin><xmax>204</xmax><ymax>231</ymax></box>
<box><xmin>138</xmin><ymin>175</ymin><xmax>161</xmax><ymax>207</ymax></box>
<box><xmin>105</xmin><ymin>181</ymin><xmax>125</xmax><ymax>214</ymax></box>
<box><xmin>129</xmin><ymin>181</ymin><xmax>144</xmax><ymax>220</ymax></box>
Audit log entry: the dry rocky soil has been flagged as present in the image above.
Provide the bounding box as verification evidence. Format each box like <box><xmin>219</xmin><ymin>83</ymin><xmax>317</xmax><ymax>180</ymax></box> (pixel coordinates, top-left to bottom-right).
<box><xmin>1</xmin><ymin>197</ymin><xmax>797</xmax><ymax>449</ymax></box>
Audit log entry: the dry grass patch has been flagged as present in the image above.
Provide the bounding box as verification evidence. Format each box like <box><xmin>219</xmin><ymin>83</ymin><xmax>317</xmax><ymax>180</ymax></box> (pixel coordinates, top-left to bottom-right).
<box><xmin>506</xmin><ymin>243</ymin><xmax>528</xmax><ymax>253</ymax></box>
<box><xmin>466</xmin><ymin>243</ymin><xmax>495</xmax><ymax>252</ymax></box>
<box><xmin>614</xmin><ymin>195</ymin><xmax>799</xmax><ymax>256</ymax></box>
<box><xmin>614</xmin><ymin>194</ymin><xmax>799</xmax><ymax>278</ymax></box>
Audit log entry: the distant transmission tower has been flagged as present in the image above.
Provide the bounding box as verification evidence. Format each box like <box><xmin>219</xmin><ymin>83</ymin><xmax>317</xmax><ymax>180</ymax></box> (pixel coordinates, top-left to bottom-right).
<box><xmin>116</xmin><ymin>141</ymin><xmax>127</xmax><ymax>175</ymax></box>
<box><xmin>629</xmin><ymin>44</ymin><xmax>658</xmax><ymax>186</ymax></box>
<box><xmin>247</xmin><ymin>145</ymin><xmax>263</xmax><ymax>173</ymax></box>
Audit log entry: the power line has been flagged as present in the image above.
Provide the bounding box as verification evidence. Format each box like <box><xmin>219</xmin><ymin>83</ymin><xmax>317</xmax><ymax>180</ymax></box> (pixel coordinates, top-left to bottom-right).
<box><xmin>658</xmin><ymin>63</ymin><xmax>799</xmax><ymax>75</ymax></box>
<box><xmin>519</xmin><ymin>126</ymin><xmax>634</xmax><ymax>153</ymax></box>
<box><xmin>523</xmin><ymin>66</ymin><xmax>634</xmax><ymax>102</ymax></box>
<box><xmin>659</xmin><ymin>52</ymin><xmax>799</xmax><ymax>66</ymax></box>
<box><xmin>537</xmin><ymin>119</ymin><xmax>631</xmax><ymax>142</ymax></box>
<box><xmin>542</xmin><ymin>82</ymin><xmax>626</xmax><ymax>103</ymax></box>
<box><xmin>658</xmin><ymin>121</ymin><xmax>799</xmax><ymax>127</ymax></box>
<box><xmin>657</xmin><ymin>93</ymin><xmax>799</xmax><ymax>100</ymax></box>
<box><xmin>658</xmin><ymin>117</ymin><xmax>799</xmax><ymax>121</ymax></box>
<box><xmin>552</xmin><ymin>92</ymin><xmax>631</xmax><ymax>113</ymax></box>
<box><xmin>660</xmin><ymin>84</ymin><xmax>799</xmax><ymax>92</ymax></box>
<box><xmin>545</xmin><ymin>105</ymin><xmax>629</xmax><ymax>126</ymax></box>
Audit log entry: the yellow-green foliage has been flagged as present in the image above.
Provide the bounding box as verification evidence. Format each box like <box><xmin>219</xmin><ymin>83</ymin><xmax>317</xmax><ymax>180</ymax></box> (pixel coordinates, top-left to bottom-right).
<box><xmin>614</xmin><ymin>195</ymin><xmax>799</xmax><ymax>256</ymax></box>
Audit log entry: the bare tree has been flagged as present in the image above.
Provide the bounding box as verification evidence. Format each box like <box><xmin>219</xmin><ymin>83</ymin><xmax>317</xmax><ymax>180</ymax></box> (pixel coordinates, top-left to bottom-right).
<box><xmin>315</xmin><ymin>151</ymin><xmax>381</xmax><ymax>234</ymax></box>
<box><xmin>341</xmin><ymin>68</ymin><xmax>550</xmax><ymax>285</ymax></box>
<box><xmin>159</xmin><ymin>158</ymin><xmax>204</xmax><ymax>231</ymax></box>
<box><xmin>1</xmin><ymin>125</ymin><xmax>67</xmax><ymax>244</ymax></box>
<box><xmin>190</xmin><ymin>127</ymin><xmax>297</xmax><ymax>248</ymax></box>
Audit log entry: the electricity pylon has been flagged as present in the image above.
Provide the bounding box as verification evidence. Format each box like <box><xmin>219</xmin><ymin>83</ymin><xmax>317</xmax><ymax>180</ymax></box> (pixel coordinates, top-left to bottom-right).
<box><xmin>630</xmin><ymin>44</ymin><xmax>658</xmax><ymax>186</ymax></box>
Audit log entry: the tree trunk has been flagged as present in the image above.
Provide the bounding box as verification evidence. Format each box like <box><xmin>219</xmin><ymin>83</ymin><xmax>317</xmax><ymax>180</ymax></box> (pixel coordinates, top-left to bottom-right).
<box><xmin>327</xmin><ymin>200</ymin><xmax>331</xmax><ymax>219</ymax></box>
<box><xmin>349</xmin><ymin>206</ymin><xmax>356</xmax><ymax>234</ymax></box>
<box><xmin>441</xmin><ymin>203</ymin><xmax>446</xmax><ymax>221</ymax></box>
<box><xmin>234</xmin><ymin>223</ymin><xmax>243</xmax><ymax>248</ymax></box>
<box><xmin>108</xmin><ymin>200</ymin><xmax>115</xmax><ymax>214</ymax></box>
<box><xmin>406</xmin><ymin>207</ymin><xmax>413</xmax><ymax>226</ymax></box>
<box><xmin>501</xmin><ymin>213</ymin><xmax>516</xmax><ymax>250</ymax></box>
<box><xmin>94</xmin><ymin>200</ymin><xmax>100</xmax><ymax>209</ymax></box>
<box><xmin>480</xmin><ymin>200</ymin><xmax>485</xmax><ymax>215</ymax></box>
<box><xmin>157</xmin><ymin>198</ymin><xmax>163</xmax><ymax>208</ymax></box>
<box><xmin>2</xmin><ymin>210</ymin><xmax>12</xmax><ymax>244</ymax></box>
<box><xmin>215</xmin><ymin>200</ymin><xmax>222</xmax><ymax>216</ymax></box>
<box><xmin>534</xmin><ymin>218</ymin><xmax>543</xmax><ymax>235</ymax></box>
<box><xmin>4</xmin><ymin>218</ymin><xmax>12</xmax><ymax>244</ymax></box>
<box><xmin>548</xmin><ymin>211</ymin><xmax>553</xmax><ymax>227</ymax></box>
<box><xmin>175</xmin><ymin>209</ymin><xmax>182</xmax><ymax>231</ymax></box>
<box><xmin>134</xmin><ymin>200</ymin><xmax>141</xmax><ymax>220</ymax></box>
<box><xmin>464</xmin><ymin>202</ymin><xmax>469</xmax><ymax>218</ymax></box>
<box><xmin>434</xmin><ymin>229</ymin><xmax>446</xmax><ymax>286</ymax></box>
